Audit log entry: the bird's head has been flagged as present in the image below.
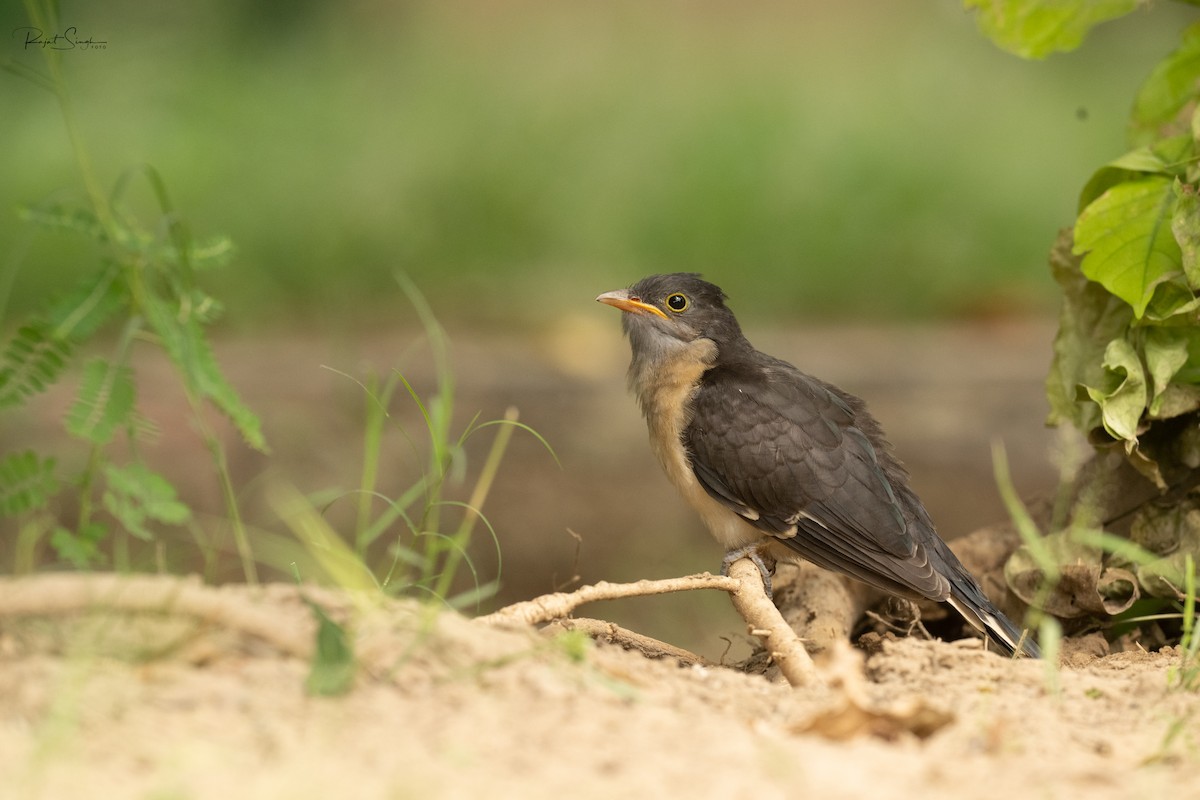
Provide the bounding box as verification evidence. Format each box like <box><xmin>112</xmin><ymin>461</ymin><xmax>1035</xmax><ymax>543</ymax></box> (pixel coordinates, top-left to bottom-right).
<box><xmin>596</xmin><ymin>274</ymin><xmax>745</xmax><ymax>359</ymax></box>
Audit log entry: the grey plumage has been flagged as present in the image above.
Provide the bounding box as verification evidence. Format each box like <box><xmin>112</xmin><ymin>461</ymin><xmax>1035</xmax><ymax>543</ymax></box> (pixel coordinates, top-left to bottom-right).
<box><xmin>598</xmin><ymin>273</ymin><xmax>1038</xmax><ymax>658</ymax></box>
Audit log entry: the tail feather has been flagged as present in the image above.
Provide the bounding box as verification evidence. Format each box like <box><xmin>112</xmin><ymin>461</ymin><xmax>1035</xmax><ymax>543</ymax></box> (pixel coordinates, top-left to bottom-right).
<box><xmin>947</xmin><ymin>593</ymin><xmax>1040</xmax><ymax>658</ymax></box>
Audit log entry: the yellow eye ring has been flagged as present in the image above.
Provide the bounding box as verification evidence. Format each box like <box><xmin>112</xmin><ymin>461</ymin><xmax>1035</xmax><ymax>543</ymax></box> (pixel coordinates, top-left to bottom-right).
<box><xmin>666</xmin><ymin>293</ymin><xmax>689</xmax><ymax>313</ymax></box>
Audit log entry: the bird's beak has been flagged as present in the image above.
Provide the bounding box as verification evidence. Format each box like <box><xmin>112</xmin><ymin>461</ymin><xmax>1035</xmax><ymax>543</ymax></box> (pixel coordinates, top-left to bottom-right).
<box><xmin>595</xmin><ymin>289</ymin><xmax>668</xmax><ymax>319</ymax></box>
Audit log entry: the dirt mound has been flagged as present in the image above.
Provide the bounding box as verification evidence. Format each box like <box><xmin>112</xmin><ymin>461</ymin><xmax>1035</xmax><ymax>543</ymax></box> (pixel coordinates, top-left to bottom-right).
<box><xmin>0</xmin><ymin>574</ymin><xmax>1195</xmax><ymax>799</ymax></box>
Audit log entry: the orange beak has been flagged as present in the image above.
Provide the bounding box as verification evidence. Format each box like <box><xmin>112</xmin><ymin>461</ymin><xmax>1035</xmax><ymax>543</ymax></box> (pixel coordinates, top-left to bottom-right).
<box><xmin>595</xmin><ymin>289</ymin><xmax>668</xmax><ymax>319</ymax></box>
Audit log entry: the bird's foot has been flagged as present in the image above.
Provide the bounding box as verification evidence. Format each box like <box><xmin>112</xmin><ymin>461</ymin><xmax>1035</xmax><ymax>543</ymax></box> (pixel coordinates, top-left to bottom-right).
<box><xmin>721</xmin><ymin>544</ymin><xmax>777</xmax><ymax>600</ymax></box>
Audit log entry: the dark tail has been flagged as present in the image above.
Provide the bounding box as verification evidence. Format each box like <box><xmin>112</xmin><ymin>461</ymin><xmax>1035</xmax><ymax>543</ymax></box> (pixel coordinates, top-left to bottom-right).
<box><xmin>947</xmin><ymin>588</ymin><xmax>1040</xmax><ymax>658</ymax></box>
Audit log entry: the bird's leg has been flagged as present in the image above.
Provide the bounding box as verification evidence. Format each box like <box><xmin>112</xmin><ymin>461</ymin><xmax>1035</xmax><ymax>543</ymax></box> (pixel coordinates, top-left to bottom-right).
<box><xmin>721</xmin><ymin>544</ymin><xmax>777</xmax><ymax>599</ymax></box>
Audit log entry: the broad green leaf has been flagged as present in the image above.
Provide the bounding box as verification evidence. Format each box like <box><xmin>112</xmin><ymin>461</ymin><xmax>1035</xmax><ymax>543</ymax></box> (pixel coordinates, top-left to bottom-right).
<box><xmin>303</xmin><ymin>598</ymin><xmax>356</xmax><ymax>697</ymax></box>
<box><xmin>143</xmin><ymin>292</ymin><xmax>268</xmax><ymax>453</ymax></box>
<box><xmin>102</xmin><ymin>462</ymin><xmax>191</xmax><ymax>541</ymax></box>
<box><xmin>66</xmin><ymin>358</ymin><xmax>136</xmax><ymax>445</ymax></box>
<box><xmin>0</xmin><ymin>451</ymin><xmax>58</xmax><ymax>516</ymax></box>
<box><xmin>1083</xmin><ymin>337</ymin><xmax>1146</xmax><ymax>443</ymax></box>
<box><xmin>1144</xmin><ymin>327</ymin><xmax>1191</xmax><ymax>417</ymax></box>
<box><xmin>1142</xmin><ymin>277</ymin><xmax>1200</xmax><ymax>322</ymax></box>
<box><xmin>964</xmin><ymin>0</ymin><xmax>1138</xmax><ymax>59</ymax></box>
<box><xmin>1175</xmin><ymin>181</ymin><xmax>1200</xmax><ymax>288</ymax></box>
<box><xmin>1130</xmin><ymin>22</ymin><xmax>1200</xmax><ymax>146</ymax></box>
<box><xmin>1078</xmin><ymin>147</ymin><xmax>1173</xmax><ymax>214</ymax></box>
<box><xmin>1046</xmin><ymin>231</ymin><xmax>1134</xmax><ymax>431</ymax></box>
<box><xmin>0</xmin><ymin>323</ymin><xmax>72</xmax><ymax>408</ymax></box>
<box><xmin>1075</xmin><ymin>176</ymin><xmax>1182</xmax><ymax>318</ymax></box>
<box><xmin>1179</xmin><ymin>326</ymin><xmax>1200</xmax><ymax>376</ymax></box>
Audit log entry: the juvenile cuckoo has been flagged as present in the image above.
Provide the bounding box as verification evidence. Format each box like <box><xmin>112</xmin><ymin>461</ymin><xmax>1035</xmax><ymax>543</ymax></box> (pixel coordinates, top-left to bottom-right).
<box><xmin>597</xmin><ymin>273</ymin><xmax>1038</xmax><ymax>658</ymax></box>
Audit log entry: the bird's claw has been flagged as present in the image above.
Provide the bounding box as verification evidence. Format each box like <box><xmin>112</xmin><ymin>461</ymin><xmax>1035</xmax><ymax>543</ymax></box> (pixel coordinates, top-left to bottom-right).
<box><xmin>721</xmin><ymin>545</ymin><xmax>777</xmax><ymax>600</ymax></box>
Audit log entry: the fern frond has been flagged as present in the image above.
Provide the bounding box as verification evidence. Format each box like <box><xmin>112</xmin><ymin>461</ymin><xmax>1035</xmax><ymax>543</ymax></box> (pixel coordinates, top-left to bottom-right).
<box><xmin>0</xmin><ymin>323</ymin><xmax>72</xmax><ymax>408</ymax></box>
<box><xmin>66</xmin><ymin>358</ymin><xmax>136</xmax><ymax>445</ymax></box>
<box><xmin>17</xmin><ymin>202</ymin><xmax>107</xmax><ymax>241</ymax></box>
<box><xmin>159</xmin><ymin>235</ymin><xmax>235</xmax><ymax>271</ymax></box>
<box><xmin>143</xmin><ymin>293</ymin><xmax>268</xmax><ymax>453</ymax></box>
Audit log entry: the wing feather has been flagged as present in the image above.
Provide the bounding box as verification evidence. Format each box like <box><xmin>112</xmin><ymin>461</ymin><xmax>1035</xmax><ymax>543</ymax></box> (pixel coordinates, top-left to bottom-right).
<box><xmin>684</xmin><ymin>359</ymin><xmax>949</xmax><ymax>600</ymax></box>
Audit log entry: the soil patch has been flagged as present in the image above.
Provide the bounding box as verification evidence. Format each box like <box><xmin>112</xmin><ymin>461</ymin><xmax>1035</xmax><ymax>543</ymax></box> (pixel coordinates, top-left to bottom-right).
<box><xmin>1</xmin><ymin>574</ymin><xmax>1195</xmax><ymax>800</ymax></box>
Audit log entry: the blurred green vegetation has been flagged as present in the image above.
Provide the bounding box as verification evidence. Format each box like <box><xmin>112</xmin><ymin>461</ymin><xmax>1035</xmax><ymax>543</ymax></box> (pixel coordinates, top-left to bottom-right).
<box><xmin>3</xmin><ymin>1</ymin><xmax>1198</xmax><ymax>331</ymax></box>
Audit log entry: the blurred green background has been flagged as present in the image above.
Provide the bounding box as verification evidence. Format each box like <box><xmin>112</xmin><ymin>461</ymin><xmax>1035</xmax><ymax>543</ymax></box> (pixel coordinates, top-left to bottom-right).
<box><xmin>4</xmin><ymin>1</ymin><xmax>1197</xmax><ymax>331</ymax></box>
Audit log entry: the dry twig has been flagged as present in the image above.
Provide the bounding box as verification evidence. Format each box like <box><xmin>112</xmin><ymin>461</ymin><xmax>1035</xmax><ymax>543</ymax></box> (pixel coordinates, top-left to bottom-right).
<box><xmin>480</xmin><ymin>557</ymin><xmax>822</xmax><ymax>688</ymax></box>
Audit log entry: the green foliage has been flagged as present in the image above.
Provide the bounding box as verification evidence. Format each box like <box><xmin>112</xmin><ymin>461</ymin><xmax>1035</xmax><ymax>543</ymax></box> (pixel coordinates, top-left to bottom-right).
<box><xmin>0</xmin><ymin>451</ymin><xmax>58</xmax><ymax>516</ymax></box>
<box><xmin>966</xmin><ymin>0</ymin><xmax>1139</xmax><ymax>59</ymax></box>
<box><xmin>1130</xmin><ymin>22</ymin><xmax>1200</xmax><ymax>146</ymax></box>
<box><xmin>141</xmin><ymin>289</ymin><xmax>267</xmax><ymax>453</ymax></box>
<box><xmin>303</xmin><ymin>276</ymin><xmax>557</xmax><ymax>608</ymax></box>
<box><xmin>0</xmin><ymin>323</ymin><xmax>72</xmax><ymax>407</ymax></box>
<box><xmin>1174</xmin><ymin>555</ymin><xmax>1199</xmax><ymax>690</ymax></box>
<box><xmin>49</xmin><ymin>523</ymin><xmax>106</xmax><ymax>569</ymax></box>
<box><xmin>977</xmin><ymin>4</ymin><xmax>1200</xmax><ymax>659</ymax></box>
<box><xmin>1075</xmin><ymin>175</ymin><xmax>1180</xmax><ymax>318</ymax></box>
<box><xmin>303</xmin><ymin>597</ymin><xmax>357</xmax><ymax>697</ymax></box>
<box><xmin>66</xmin><ymin>359</ymin><xmax>136</xmax><ymax>445</ymax></box>
<box><xmin>101</xmin><ymin>463</ymin><xmax>191</xmax><ymax>542</ymax></box>
<box><xmin>0</xmin><ymin>0</ymin><xmax>263</xmax><ymax>572</ymax></box>
<box><xmin>973</xmin><ymin>6</ymin><xmax>1200</xmax><ymax>490</ymax></box>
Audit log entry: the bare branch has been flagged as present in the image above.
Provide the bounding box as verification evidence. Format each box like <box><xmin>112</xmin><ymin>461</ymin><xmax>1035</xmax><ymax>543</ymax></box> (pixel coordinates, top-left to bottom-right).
<box><xmin>480</xmin><ymin>558</ymin><xmax>822</xmax><ymax>688</ymax></box>
<box><xmin>544</xmin><ymin>617</ymin><xmax>708</xmax><ymax>666</ymax></box>
<box><xmin>477</xmin><ymin>572</ymin><xmax>738</xmax><ymax>627</ymax></box>
<box><xmin>724</xmin><ymin>557</ymin><xmax>822</xmax><ymax>687</ymax></box>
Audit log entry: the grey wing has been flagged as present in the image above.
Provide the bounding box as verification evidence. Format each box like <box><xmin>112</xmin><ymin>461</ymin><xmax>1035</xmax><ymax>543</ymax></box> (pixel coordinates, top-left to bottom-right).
<box><xmin>684</xmin><ymin>365</ymin><xmax>950</xmax><ymax>601</ymax></box>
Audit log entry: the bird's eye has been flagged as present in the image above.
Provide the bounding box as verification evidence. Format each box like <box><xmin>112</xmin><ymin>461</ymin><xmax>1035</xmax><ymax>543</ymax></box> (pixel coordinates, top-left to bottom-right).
<box><xmin>666</xmin><ymin>293</ymin><xmax>689</xmax><ymax>312</ymax></box>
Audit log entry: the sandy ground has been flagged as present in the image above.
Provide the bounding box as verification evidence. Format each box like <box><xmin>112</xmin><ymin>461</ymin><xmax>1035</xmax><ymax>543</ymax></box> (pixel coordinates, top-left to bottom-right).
<box><xmin>0</xmin><ymin>573</ymin><xmax>1197</xmax><ymax>800</ymax></box>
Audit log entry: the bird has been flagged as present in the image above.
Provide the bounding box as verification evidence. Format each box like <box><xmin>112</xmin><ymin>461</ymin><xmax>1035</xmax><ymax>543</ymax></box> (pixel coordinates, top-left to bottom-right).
<box><xmin>596</xmin><ymin>273</ymin><xmax>1039</xmax><ymax>658</ymax></box>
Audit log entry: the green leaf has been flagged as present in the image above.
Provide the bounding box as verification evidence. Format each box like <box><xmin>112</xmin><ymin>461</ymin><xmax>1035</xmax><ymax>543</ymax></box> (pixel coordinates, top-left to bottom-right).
<box><xmin>49</xmin><ymin>523</ymin><xmax>108</xmax><ymax>568</ymax></box>
<box><xmin>1046</xmin><ymin>231</ymin><xmax>1134</xmax><ymax>431</ymax></box>
<box><xmin>66</xmin><ymin>358</ymin><xmax>136</xmax><ymax>445</ymax></box>
<box><xmin>17</xmin><ymin>203</ymin><xmax>107</xmax><ymax>241</ymax></box>
<box><xmin>1078</xmin><ymin>147</ymin><xmax>1174</xmax><ymax>214</ymax></box>
<box><xmin>1144</xmin><ymin>327</ymin><xmax>1192</xmax><ymax>417</ymax></box>
<box><xmin>185</xmin><ymin>289</ymin><xmax>225</xmax><ymax>324</ymax></box>
<box><xmin>0</xmin><ymin>323</ymin><xmax>72</xmax><ymax>408</ymax></box>
<box><xmin>43</xmin><ymin>262</ymin><xmax>127</xmax><ymax>342</ymax></box>
<box><xmin>1142</xmin><ymin>277</ymin><xmax>1200</xmax><ymax>322</ymax></box>
<box><xmin>173</xmin><ymin>235</ymin><xmax>235</xmax><ymax>271</ymax></box>
<box><xmin>102</xmin><ymin>462</ymin><xmax>191</xmax><ymax>541</ymax></box>
<box><xmin>143</xmin><ymin>292</ymin><xmax>268</xmax><ymax>453</ymax></box>
<box><xmin>0</xmin><ymin>451</ymin><xmax>58</xmax><ymax>516</ymax></box>
<box><xmin>1083</xmin><ymin>337</ymin><xmax>1146</xmax><ymax>443</ymax></box>
<box><xmin>1130</xmin><ymin>21</ymin><xmax>1200</xmax><ymax>146</ymax></box>
<box><xmin>1175</xmin><ymin>181</ymin><xmax>1200</xmax><ymax>289</ymax></box>
<box><xmin>303</xmin><ymin>597</ymin><xmax>356</xmax><ymax>696</ymax></box>
<box><xmin>1075</xmin><ymin>176</ymin><xmax>1182</xmax><ymax>318</ymax></box>
<box><xmin>964</xmin><ymin>0</ymin><xmax>1138</xmax><ymax>59</ymax></box>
